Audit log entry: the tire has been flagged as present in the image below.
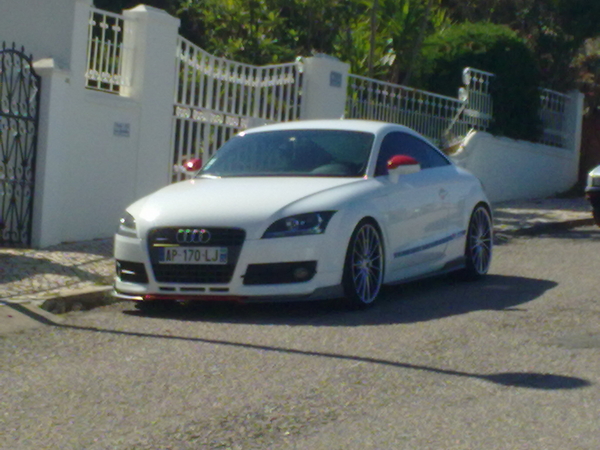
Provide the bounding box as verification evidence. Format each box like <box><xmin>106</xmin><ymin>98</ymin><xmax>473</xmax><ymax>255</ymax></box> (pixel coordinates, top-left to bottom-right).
<box><xmin>457</xmin><ymin>204</ymin><xmax>493</xmax><ymax>280</ymax></box>
<box><xmin>342</xmin><ymin>220</ymin><xmax>385</xmax><ymax>308</ymax></box>
<box><xmin>593</xmin><ymin>208</ymin><xmax>600</xmax><ymax>227</ymax></box>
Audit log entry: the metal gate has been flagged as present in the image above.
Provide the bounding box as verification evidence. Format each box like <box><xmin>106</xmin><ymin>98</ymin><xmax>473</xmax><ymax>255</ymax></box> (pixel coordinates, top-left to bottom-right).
<box><xmin>171</xmin><ymin>38</ymin><xmax>303</xmax><ymax>182</ymax></box>
<box><xmin>0</xmin><ymin>43</ymin><xmax>40</xmax><ymax>247</ymax></box>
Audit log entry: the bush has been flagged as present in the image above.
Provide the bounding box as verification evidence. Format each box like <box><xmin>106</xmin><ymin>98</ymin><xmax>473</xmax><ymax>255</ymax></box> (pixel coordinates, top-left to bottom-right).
<box><xmin>416</xmin><ymin>22</ymin><xmax>542</xmax><ymax>141</ymax></box>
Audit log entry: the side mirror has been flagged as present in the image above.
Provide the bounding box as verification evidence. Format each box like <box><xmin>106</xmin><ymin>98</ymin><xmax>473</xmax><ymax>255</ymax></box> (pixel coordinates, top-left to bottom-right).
<box><xmin>183</xmin><ymin>158</ymin><xmax>203</xmax><ymax>172</ymax></box>
<box><xmin>174</xmin><ymin>158</ymin><xmax>203</xmax><ymax>178</ymax></box>
<box><xmin>387</xmin><ymin>155</ymin><xmax>420</xmax><ymax>182</ymax></box>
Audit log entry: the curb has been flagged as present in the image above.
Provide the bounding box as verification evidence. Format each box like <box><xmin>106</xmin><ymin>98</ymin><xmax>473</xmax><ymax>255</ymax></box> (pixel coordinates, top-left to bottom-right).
<box><xmin>503</xmin><ymin>218</ymin><xmax>595</xmax><ymax>236</ymax></box>
<box><xmin>39</xmin><ymin>286</ymin><xmax>116</xmax><ymax>314</ymax></box>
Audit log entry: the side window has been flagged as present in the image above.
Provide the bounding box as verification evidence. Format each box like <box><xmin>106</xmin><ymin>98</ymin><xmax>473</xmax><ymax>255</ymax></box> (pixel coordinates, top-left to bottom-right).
<box><xmin>375</xmin><ymin>131</ymin><xmax>449</xmax><ymax>176</ymax></box>
<box><xmin>375</xmin><ymin>133</ymin><xmax>400</xmax><ymax>176</ymax></box>
<box><xmin>410</xmin><ymin>136</ymin><xmax>450</xmax><ymax>169</ymax></box>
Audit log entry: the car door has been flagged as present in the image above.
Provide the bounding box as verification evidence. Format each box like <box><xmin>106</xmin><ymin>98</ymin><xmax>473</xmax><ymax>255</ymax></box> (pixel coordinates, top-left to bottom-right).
<box><xmin>376</xmin><ymin>131</ymin><xmax>453</xmax><ymax>278</ymax></box>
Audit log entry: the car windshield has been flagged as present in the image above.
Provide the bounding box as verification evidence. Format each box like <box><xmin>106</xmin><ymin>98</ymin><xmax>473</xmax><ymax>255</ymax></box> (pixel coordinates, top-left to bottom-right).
<box><xmin>199</xmin><ymin>129</ymin><xmax>374</xmax><ymax>178</ymax></box>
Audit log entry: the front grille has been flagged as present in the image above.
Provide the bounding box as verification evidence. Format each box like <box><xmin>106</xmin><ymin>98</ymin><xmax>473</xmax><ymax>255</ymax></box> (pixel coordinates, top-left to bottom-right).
<box><xmin>148</xmin><ymin>227</ymin><xmax>245</xmax><ymax>284</ymax></box>
<box><xmin>148</xmin><ymin>227</ymin><xmax>245</xmax><ymax>247</ymax></box>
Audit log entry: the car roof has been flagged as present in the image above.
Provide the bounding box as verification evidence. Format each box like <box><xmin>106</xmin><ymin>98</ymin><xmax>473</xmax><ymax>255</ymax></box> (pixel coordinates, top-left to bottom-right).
<box><xmin>243</xmin><ymin>119</ymin><xmax>422</xmax><ymax>137</ymax></box>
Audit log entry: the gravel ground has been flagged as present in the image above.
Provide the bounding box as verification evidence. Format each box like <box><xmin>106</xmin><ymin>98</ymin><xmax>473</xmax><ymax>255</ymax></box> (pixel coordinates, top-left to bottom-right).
<box><xmin>1</xmin><ymin>226</ymin><xmax>599</xmax><ymax>449</ymax></box>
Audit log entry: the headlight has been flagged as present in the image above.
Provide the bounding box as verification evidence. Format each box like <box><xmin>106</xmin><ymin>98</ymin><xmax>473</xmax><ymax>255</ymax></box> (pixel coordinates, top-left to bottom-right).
<box><xmin>117</xmin><ymin>212</ymin><xmax>137</xmax><ymax>238</ymax></box>
<box><xmin>589</xmin><ymin>176</ymin><xmax>600</xmax><ymax>188</ymax></box>
<box><xmin>262</xmin><ymin>211</ymin><xmax>336</xmax><ymax>239</ymax></box>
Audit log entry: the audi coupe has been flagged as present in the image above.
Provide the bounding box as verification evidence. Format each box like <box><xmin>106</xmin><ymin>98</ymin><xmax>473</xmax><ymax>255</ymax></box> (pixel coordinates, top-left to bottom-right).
<box><xmin>113</xmin><ymin>119</ymin><xmax>493</xmax><ymax>309</ymax></box>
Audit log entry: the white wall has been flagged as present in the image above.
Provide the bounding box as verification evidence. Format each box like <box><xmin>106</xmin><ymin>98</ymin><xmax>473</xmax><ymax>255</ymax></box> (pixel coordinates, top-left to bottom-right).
<box><xmin>450</xmin><ymin>91</ymin><xmax>583</xmax><ymax>203</ymax></box>
<box><xmin>452</xmin><ymin>131</ymin><xmax>580</xmax><ymax>203</ymax></box>
<box><xmin>301</xmin><ymin>54</ymin><xmax>350</xmax><ymax>120</ymax></box>
<box><xmin>29</xmin><ymin>3</ymin><xmax>179</xmax><ymax>247</ymax></box>
<box><xmin>0</xmin><ymin>0</ymin><xmax>86</xmax><ymax>69</ymax></box>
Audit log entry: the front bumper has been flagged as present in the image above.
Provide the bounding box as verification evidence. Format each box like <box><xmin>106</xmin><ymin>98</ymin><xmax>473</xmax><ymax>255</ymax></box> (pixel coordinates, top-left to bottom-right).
<box><xmin>585</xmin><ymin>186</ymin><xmax>600</xmax><ymax>210</ymax></box>
<box><xmin>113</xmin><ymin>231</ymin><xmax>346</xmax><ymax>303</ymax></box>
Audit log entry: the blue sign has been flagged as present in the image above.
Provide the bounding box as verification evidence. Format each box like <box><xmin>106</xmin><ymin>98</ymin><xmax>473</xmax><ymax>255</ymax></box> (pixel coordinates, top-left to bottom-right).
<box><xmin>330</xmin><ymin>71</ymin><xmax>342</xmax><ymax>88</ymax></box>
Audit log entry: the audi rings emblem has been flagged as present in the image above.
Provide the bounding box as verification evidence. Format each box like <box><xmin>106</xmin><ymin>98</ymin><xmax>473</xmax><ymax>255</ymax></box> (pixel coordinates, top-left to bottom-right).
<box><xmin>176</xmin><ymin>228</ymin><xmax>211</xmax><ymax>244</ymax></box>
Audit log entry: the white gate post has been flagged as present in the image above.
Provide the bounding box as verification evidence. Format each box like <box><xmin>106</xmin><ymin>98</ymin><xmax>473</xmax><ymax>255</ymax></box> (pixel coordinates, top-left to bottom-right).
<box><xmin>300</xmin><ymin>54</ymin><xmax>350</xmax><ymax>120</ymax></box>
<box><xmin>122</xmin><ymin>6</ymin><xmax>180</xmax><ymax>198</ymax></box>
<box><xmin>30</xmin><ymin>0</ymin><xmax>94</xmax><ymax>248</ymax></box>
<box><xmin>566</xmin><ymin>90</ymin><xmax>585</xmax><ymax>181</ymax></box>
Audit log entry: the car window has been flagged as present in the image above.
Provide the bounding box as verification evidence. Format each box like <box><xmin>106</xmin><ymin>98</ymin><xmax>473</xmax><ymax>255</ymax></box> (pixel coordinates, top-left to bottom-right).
<box><xmin>375</xmin><ymin>131</ymin><xmax>450</xmax><ymax>176</ymax></box>
<box><xmin>201</xmin><ymin>130</ymin><xmax>374</xmax><ymax>178</ymax></box>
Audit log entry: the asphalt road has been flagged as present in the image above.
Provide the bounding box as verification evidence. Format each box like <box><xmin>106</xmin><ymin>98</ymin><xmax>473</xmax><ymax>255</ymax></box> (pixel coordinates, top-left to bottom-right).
<box><xmin>2</xmin><ymin>227</ymin><xmax>600</xmax><ymax>449</ymax></box>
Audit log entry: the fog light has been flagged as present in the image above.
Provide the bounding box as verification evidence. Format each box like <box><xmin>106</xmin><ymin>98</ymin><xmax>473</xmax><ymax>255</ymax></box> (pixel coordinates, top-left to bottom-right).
<box><xmin>293</xmin><ymin>267</ymin><xmax>311</xmax><ymax>281</ymax></box>
<box><xmin>243</xmin><ymin>261</ymin><xmax>317</xmax><ymax>285</ymax></box>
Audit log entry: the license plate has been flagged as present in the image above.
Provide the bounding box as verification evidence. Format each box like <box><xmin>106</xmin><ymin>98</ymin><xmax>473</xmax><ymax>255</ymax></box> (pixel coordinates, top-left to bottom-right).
<box><xmin>158</xmin><ymin>246</ymin><xmax>228</xmax><ymax>265</ymax></box>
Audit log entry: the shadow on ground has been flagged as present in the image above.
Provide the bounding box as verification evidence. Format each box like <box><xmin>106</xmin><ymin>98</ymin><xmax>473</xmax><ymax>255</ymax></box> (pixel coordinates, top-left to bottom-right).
<box><xmin>518</xmin><ymin>224</ymin><xmax>600</xmax><ymax>240</ymax></box>
<box><xmin>123</xmin><ymin>274</ymin><xmax>557</xmax><ymax>327</ymax></box>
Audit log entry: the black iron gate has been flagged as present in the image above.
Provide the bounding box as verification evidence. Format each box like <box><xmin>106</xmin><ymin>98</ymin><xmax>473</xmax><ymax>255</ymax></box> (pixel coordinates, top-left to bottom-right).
<box><xmin>0</xmin><ymin>43</ymin><xmax>40</xmax><ymax>247</ymax></box>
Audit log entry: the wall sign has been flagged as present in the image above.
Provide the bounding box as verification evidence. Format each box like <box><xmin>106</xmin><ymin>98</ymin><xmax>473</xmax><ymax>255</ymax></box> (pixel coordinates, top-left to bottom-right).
<box><xmin>330</xmin><ymin>71</ymin><xmax>342</xmax><ymax>88</ymax></box>
<box><xmin>114</xmin><ymin>122</ymin><xmax>130</xmax><ymax>137</ymax></box>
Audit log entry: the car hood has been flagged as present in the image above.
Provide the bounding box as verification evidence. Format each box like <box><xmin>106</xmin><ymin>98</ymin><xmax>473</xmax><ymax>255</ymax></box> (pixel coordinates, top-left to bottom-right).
<box><xmin>589</xmin><ymin>164</ymin><xmax>600</xmax><ymax>179</ymax></box>
<box><xmin>131</xmin><ymin>176</ymin><xmax>365</xmax><ymax>235</ymax></box>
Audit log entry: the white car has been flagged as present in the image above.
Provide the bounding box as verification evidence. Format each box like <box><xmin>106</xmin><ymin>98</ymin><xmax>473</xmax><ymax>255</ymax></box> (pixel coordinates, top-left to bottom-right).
<box><xmin>585</xmin><ymin>165</ymin><xmax>600</xmax><ymax>226</ymax></box>
<box><xmin>113</xmin><ymin>119</ymin><xmax>492</xmax><ymax>309</ymax></box>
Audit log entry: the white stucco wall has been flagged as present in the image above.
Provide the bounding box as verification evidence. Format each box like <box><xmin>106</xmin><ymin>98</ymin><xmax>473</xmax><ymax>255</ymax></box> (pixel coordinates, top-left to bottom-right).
<box><xmin>0</xmin><ymin>0</ymin><xmax>88</xmax><ymax>69</ymax></box>
<box><xmin>301</xmin><ymin>55</ymin><xmax>350</xmax><ymax>120</ymax></box>
<box><xmin>452</xmin><ymin>131</ymin><xmax>580</xmax><ymax>203</ymax></box>
<box><xmin>29</xmin><ymin>4</ymin><xmax>179</xmax><ymax>247</ymax></box>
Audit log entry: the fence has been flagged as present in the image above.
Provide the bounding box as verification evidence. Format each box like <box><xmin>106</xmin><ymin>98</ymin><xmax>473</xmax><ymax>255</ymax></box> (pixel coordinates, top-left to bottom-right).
<box><xmin>346</xmin><ymin>66</ymin><xmax>569</xmax><ymax>149</ymax></box>
<box><xmin>4</xmin><ymin>1</ymin><xmax>580</xmax><ymax>247</ymax></box>
<box><xmin>345</xmin><ymin>67</ymin><xmax>495</xmax><ymax>147</ymax></box>
<box><xmin>81</xmin><ymin>5</ymin><xmax>573</xmax><ymax>156</ymax></box>
<box><xmin>85</xmin><ymin>7</ymin><xmax>128</xmax><ymax>93</ymax></box>
<box><xmin>171</xmin><ymin>37</ymin><xmax>303</xmax><ymax>181</ymax></box>
<box><xmin>539</xmin><ymin>88</ymin><xmax>570</xmax><ymax>148</ymax></box>
<box><xmin>0</xmin><ymin>43</ymin><xmax>41</xmax><ymax>247</ymax></box>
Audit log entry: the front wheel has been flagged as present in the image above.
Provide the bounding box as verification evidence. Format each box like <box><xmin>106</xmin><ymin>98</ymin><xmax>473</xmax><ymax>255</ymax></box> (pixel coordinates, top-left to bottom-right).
<box><xmin>342</xmin><ymin>220</ymin><xmax>384</xmax><ymax>308</ymax></box>
<box><xmin>457</xmin><ymin>205</ymin><xmax>493</xmax><ymax>281</ymax></box>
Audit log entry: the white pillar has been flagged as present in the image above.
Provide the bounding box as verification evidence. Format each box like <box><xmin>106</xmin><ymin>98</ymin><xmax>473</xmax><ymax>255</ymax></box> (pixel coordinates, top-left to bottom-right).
<box><xmin>566</xmin><ymin>90</ymin><xmax>585</xmax><ymax>182</ymax></box>
<box><xmin>122</xmin><ymin>5</ymin><xmax>180</xmax><ymax>198</ymax></box>
<box><xmin>31</xmin><ymin>59</ymin><xmax>72</xmax><ymax>248</ymax></box>
<box><xmin>300</xmin><ymin>54</ymin><xmax>350</xmax><ymax>120</ymax></box>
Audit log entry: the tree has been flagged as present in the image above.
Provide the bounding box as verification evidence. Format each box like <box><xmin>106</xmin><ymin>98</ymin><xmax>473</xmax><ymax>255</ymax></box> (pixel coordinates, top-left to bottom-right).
<box><xmin>572</xmin><ymin>37</ymin><xmax>600</xmax><ymax>114</ymax></box>
<box><xmin>441</xmin><ymin>0</ymin><xmax>600</xmax><ymax>90</ymax></box>
<box><xmin>417</xmin><ymin>22</ymin><xmax>542</xmax><ymax>141</ymax></box>
<box><xmin>361</xmin><ymin>0</ymin><xmax>449</xmax><ymax>84</ymax></box>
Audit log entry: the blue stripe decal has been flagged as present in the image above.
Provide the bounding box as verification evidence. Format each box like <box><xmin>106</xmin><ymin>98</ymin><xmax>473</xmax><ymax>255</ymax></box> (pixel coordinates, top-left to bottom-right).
<box><xmin>393</xmin><ymin>230</ymin><xmax>466</xmax><ymax>259</ymax></box>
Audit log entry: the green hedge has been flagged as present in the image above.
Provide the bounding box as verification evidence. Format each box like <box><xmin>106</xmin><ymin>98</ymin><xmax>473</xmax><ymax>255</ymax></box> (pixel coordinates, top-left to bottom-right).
<box><xmin>416</xmin><ymin>22</ymin><xmax>542</xmax><ymax>141</ymax></box>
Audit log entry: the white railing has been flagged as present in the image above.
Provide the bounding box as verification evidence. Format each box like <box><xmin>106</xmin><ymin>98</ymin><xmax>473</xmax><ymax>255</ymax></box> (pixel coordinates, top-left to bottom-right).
<box><xmin>461</xmin><ymin>68</ymin><xmax>494</xmax><ymax>128</ymax></box>
<box><xmin>346</xmin><ymin>70</ymin><xmax>493</xmax><ymax>147</ymax></box>
<box><xmin>346</xmin><ymin>67</ymin><xmax>573</xmax><ymax>150</ymax></box>
<box><xmin>539</xmin><ymin>88</ymin><xmax>570</xmax><ymax>148</ymax></box>
<box><xmin>174</xmin><ymin>37</ymin><xmax>302</xmax><ymax>123</ymax></box>
<box><xmin>85</xmin><ymin>8</ymin><xmax>128</xmax><ymax>93</ymax></box>
<box><xmin>171</xmin><ymin>37</ymin><xmax>303</xmax><ymax>181</ymax></box>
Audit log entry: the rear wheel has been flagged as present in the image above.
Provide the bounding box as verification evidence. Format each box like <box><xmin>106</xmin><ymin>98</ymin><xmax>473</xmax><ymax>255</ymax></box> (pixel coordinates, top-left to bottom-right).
<box><xmin>342</xmin><ymin>220</ymin><xmax>384</xmax><ymax>308</ymax></box>
<box><xmin>458</xmin><ymin>205</ymin><xmax>493</xmax><ymax>280</ymax></box>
